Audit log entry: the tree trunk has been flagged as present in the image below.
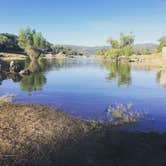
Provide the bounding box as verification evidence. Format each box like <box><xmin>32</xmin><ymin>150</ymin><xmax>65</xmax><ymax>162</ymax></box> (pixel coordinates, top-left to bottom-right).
<box><xmin>28</xmin><ymin>48</ymin><xmax>41</xmax><ymax>61</ymax></box>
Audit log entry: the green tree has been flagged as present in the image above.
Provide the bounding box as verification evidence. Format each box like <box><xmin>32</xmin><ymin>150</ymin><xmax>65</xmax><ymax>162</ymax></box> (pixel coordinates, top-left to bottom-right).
<box><xmin>51</xmin><ymin>44</ymin><xmax>80</xmax><ymax>55</ymax></box>
<box><xmin>120</xmin><ymin>33</ymin><xmax>134</xmax><ymax>47</ymax></box>
<box><xmin>158</xmin><ymin>36</ymin><xmax>166</xmax><ymax>52</ymax></box>
<box><xmin>107</xmin><ymin>38</ymin><xmax>119</xmax><ymax>49</ymax></box>
<box><xmin>0</xmin><ymin>33</ymin><xmax>22</xmax><ymax>52</ymax></box>
<box><xmin>97</xmin><ymin>47</ymin><xmax>107</xmax><ymax>56</ymax></box>
<box><xmin>105</xmin><ymin>33</ymin><xmax>134</xmax><ymax>58</ymax></box>
<box><xmin>18</xmin><ymin>27</ymin><xmax>47</xmax><ymax>60</ymax></box>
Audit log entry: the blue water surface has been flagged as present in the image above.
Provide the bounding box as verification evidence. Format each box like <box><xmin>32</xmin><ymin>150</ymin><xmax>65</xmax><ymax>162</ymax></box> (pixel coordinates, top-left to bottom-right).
<box><xmin>0</xmin><ymin>58</ymin><xmax>166</xmax><ymax>133</ymax></box>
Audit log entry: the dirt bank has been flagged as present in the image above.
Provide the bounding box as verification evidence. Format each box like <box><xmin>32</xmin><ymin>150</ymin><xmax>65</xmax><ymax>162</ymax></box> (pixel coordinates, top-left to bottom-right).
<box><xmin>0</xmin><ymin>52</ymin><xmax>27</xmax><ymax>61</ymax></box>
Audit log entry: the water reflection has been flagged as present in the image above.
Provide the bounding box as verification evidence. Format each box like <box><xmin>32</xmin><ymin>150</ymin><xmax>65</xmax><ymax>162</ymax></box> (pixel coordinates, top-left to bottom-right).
<box><xmin>1</xmin><ymin>58</ymin><xmax>166</xmax><ymax>92</ymax></box>
<box><xmin>102</xmin><ymin>61</ymin><xmax>131</xmax><ymax>86</ymax></box>
<box><xmin>156</xmin><ymin>70</ymin><xmax>166</xmax><ymax>88</ymax></box>
<box><xmin>20</xmin><ymin>59</ymin><xmax>66</xmax><ymax>92</ymax></box>
<box><xmin>20</xmin><ymin>73</ymin><xmax>46</xmax><ymax>92</ymax></box>
<box><xmin>0</xmin><ymin>59</ymin><xmax>51</xmax><ymax>91</ymax></box>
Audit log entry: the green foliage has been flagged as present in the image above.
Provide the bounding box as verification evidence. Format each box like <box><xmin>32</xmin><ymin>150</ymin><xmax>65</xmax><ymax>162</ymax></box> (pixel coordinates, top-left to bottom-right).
<box><xmin>107</xmin><ymin>38</ymin><xmax>119</xmax><ymax>49</ymax></box>
<box><xmin>97</xmin><ymin>47</ymin><xmax>107</xmax><ymax>56</ymax></box>
<box><xmin>134</xmin><ymin>48</ymin><xmax>153</xmax><ymax>55</ymax></box>
<box><xmin>158</xmin><ymin>36</ymin><xmax>166</xmax><ymax>52</ymax></box>
<box><xmin>51</xmin><ymin>45</ymin><xmax>80</xmax><ymax>55</ymax></box>
<box><xmin>18</xmin><ymin>27</ymin><xmax>48</xmax><ymax>60</ymax></box>
<box><xmin>120</xmin><ymin>33</ymin><xmax>134</xmax><ymax>47</ymax></box>
<box><xmin>121</xmin><ymin>45</ymin><xmax>133</xmax><ymax>57</ymax></box>
<box><xmin>0</xmin><ymin>28</ymin><xmax>80</xmax><ymax>58</ymax></box>
<box><xmin>0</xmin><ymin>33</ymin><xmax>22</xmax><ymax>52</ymax></box>
<box><xmin>104</xmin><ymin>48</ymin><xmax>121</xmax><ymax>58</ymax></box>
<box><xmin>105</xmin><ymin>33</ymin><xmax>134</xmax><ymax>58</ymax></box>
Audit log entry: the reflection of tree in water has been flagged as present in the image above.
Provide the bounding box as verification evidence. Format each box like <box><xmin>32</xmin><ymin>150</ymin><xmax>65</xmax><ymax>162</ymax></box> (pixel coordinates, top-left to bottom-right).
<box><xmin>0</xmin><ymin>58</ymin><xmax>65</xmax><ymax>89</ymax></box>
<box><xmin>102</xmin><ymin>62</ymin><xmax>131</xmax><ymax>86</ymax></box>
<box><xmin>0</xmin><ymin>72</ymin><xmax>7</xmax><ymax>85</ymax></box>
<box><xmin>20</xmin><ymin>73</ymin><xmax>46</xmax><ymax>92</ymax></box>
<box><xmin>19</xmin><ymin>59</ymin><xmax>66</xmax><ymax>92</ymax></box>
<box><xmin>20</xmin><ymin>60</ymin><xmax>47</xmax><ymax>92</ymax></box>
<box><xmin>156</xmin><ymin>70</ymin><xmax>166</xmax><ymax>88</ymax></box>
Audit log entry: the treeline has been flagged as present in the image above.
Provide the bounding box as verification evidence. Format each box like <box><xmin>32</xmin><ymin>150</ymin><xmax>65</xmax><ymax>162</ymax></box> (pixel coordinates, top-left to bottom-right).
<box><xmin>0</xmin><ymin>27</ymin><xmax>82</xmax><ymax>58</ymax></box>
<box><xmin>0</xmin><ymin>33</ymin><xmax>23</xmax><ymax>53</ymax></box>
<box><xmin>51</xmin><ymin>45</ymin><xmax>83</xmax><ymax>56</ymax></box>
<box><xmin>97</xmin><ymin>33</ymin><xmax>166</xmax><ymax>58</ymax></box>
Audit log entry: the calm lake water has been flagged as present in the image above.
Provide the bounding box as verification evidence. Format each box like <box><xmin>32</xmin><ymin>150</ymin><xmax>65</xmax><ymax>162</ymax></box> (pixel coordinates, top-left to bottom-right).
<box><xmin>0</xmin><ymin>57</ymin><xmax>166</xmax><ymax>133</ymax></box>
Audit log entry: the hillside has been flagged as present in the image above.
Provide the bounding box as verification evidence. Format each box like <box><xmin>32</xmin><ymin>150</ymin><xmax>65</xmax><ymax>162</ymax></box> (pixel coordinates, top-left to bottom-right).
<box><xmin>134</xmin><ymin>43</ymin><xmax>158</xmax><ymax>51</ymax></box>
<box><xmin>64</xmin><ymin>43</ymin><xmax>158</xmax><ymax>55</ymax></box>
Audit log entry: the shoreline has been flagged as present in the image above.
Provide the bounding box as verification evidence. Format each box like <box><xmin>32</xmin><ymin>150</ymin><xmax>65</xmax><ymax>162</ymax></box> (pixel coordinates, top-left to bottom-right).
<box><xmin>0</xmin><ymin>99</ymin><xmax>166</xmax><ymax>165</ymax></box>
<box><xmin>0</xmin><ymin>52</ymin><xmax>87</xmax><ymax>61</ymax></box>
<box><xmin>1</xmin><ymin>52</ymin><xmax>166</xmax><ymax>70</ymax></box>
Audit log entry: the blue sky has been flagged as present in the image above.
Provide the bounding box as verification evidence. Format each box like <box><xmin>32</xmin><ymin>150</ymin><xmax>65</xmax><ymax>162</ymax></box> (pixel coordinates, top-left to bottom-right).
<box><xmin>0</xmin><ymin>0</ymin><xmax>166</xmax><ymax>46</ymax></box>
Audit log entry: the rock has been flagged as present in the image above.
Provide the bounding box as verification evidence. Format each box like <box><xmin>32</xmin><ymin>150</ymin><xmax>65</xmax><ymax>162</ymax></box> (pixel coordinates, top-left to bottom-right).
<box><xmin>9</xmin><ymin>61</ymin><xmax>22</xmax><ymax>73</ymax></box>
<box><xmin>19</xmin><ymin>69</ymin><xmax>31</xmax><ymax>76</ymax></box>
<box><xmin>128</xmin><ymin>59</ymin><xmax>138</xmax><ymax>63</ymax></box>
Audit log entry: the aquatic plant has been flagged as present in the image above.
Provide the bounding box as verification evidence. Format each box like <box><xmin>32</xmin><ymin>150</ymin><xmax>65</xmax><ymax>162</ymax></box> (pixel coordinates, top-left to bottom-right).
<box><xmin>106</xmin><ymin>104</ymin><xmax>145</xmax><ymax>125</ymax></box>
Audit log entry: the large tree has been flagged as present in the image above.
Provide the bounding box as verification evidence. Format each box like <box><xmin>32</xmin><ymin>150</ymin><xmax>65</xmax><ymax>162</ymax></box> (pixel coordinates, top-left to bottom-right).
<box><xmin>18</xmin><ymin>27</ymin><xmax>48</xmax><ymax>60</ymax></box>
<box><xmin>104</xmin><ymin>33</ymin><xmax>134</xmax><ymax>58</ymax></box>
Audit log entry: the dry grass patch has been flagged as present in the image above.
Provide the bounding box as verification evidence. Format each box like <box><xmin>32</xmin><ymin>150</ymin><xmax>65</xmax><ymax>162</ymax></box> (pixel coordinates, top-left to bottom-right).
<box><xmin>0</xmin><ymin>102</ymin><xmax>94</xmax><ymax>165</ymax></box>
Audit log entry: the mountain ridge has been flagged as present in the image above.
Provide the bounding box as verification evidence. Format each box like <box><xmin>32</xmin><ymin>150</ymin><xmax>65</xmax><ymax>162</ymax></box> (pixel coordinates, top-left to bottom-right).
<box><xmin>63</xmin><ymin>43</ymin><xmax>158</xmax><ymax>55</ymax></box>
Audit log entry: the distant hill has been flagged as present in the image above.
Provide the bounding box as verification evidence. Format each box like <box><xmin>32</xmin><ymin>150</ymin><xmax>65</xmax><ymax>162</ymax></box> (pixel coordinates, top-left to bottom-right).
<box><xmin>64</xmin><ymin>43</ymin><xmax>158</xmax><ymax>55</ymax></box>
<box><xmin>63</xmin><ymin>45</ymin><xmax>101</xmax><ymax>55</ymax></box>
<box><xmin>134</xmin><ymin>43</ymin><xmax>158</xmax><ymax>51</ymax></box>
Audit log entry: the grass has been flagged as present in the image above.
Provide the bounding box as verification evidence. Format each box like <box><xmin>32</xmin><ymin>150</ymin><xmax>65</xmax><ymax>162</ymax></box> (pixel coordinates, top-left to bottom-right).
<box><xmin>106</xmin><ymin>104</ymin><xmax>145</xmax><ymax>124</ymax></box>
<box><xmin>0</xmin><ymin>97</ymin><xmax>166</xmax><ymax>166</ymax></box>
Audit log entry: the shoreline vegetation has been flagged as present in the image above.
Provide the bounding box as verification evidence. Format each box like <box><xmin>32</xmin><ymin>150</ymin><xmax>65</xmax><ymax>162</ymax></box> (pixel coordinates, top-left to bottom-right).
<box><xmin>1</xmin><ymin>28</ymin><xmax>166</xmax><ymax>74</ymax></box>
<box><xmin>0</xmin><ymin>27</ymin><xmax>166</xmax><ymax>72</ymax></box>
<box><xmin>0</xmin><ymin>97</ymin><xmax>166</xmax><ymax>166</ymax></box>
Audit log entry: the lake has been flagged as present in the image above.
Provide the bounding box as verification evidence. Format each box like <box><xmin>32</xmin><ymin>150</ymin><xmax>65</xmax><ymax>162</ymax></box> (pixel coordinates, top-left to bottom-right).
<box><xmin>0</xmin><ymin>57</ymin><xmax>166</xmax><ymax>133</ymax></box>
